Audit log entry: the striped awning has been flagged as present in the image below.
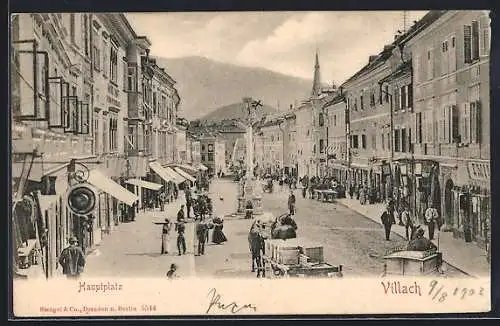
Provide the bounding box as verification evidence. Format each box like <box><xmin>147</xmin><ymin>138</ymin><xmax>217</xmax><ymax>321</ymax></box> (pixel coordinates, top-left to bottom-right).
<box><xmin>125</xmin><ymin>178</ymin><xmax>163</xmax><ymax>191</ymax></box>
<box><xmin>149</xmin><ymin>162</ymin><xmax>177</xmax><ymax>183</ymax></box>
<box><xmin>164</xmin><ymin>167</ymin><xmax>185</xmax><ymax>184</ymax></box>
<box><xmin>87</xmin><ymin>169</ymin><xmax>139</xmax><ymax>206</ymax></box>
<box><xmin>174</xmin><ymin>167</ymin><xmax>195</xmax><ymax>182</ymax></box>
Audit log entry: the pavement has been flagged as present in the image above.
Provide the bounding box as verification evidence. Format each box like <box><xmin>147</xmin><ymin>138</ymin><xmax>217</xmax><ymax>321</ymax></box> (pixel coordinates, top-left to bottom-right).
<box><xmin>84</xmin><ymin>199</ymin><xmax>196</xmax><ymax>278</ymax></box>
<box><xmin>335</xmin><ymin>197</ymin><xmax>490</xmax><ymax>278</ymax></box>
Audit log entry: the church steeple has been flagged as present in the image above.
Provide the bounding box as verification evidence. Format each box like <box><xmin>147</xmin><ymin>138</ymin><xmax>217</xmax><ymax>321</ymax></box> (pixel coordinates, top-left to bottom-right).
<box><xmin>311</xmin><ymin>49</ymin><xmax>321</xmax><ymax>97</ymax></box>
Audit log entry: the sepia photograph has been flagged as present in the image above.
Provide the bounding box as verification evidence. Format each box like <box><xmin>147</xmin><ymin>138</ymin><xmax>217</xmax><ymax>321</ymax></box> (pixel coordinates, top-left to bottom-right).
<box><xmin>10</xmin><ymin>10</ymin><xmax>491</xmax><ymax>316</ymax></box>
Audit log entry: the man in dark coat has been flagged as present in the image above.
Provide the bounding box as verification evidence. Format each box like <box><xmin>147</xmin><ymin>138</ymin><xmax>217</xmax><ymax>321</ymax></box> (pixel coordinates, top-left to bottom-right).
<box><xmin>177</xmin><ymin>205</ymin><xmax>185</xmax><ymax>222</ymax></box>
<box><xmin>380</xmin><ymin>206</ymin><xmax>395</xmax><ymax>241</ymax></box>
<box><xmin>287</xmin><ymin>190</ymin><xmax>296</xmax><ymax>215</ymax></box>
<box><xmin>195</xmin><ymin>218</ymin><xmax>208</xmax><ymax>256</ymax></box>
<box><xmin>301</xmin><ymin>175</ymin><xmax>309</xmax><ymax>198</ymax></box>
<box><xmin>58</xmin><ymin>236</ymin><xmax>86</xmax><ymax>278</ymax></box>
<box><xmin>175</xmin><ymin>219</ymin><xmax>187</xmax><ymax>256</ymax></box>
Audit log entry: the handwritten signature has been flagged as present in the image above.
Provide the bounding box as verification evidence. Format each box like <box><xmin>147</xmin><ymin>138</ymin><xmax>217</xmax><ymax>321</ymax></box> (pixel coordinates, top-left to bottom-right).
<box><xmin>206</xmin><ymin>288</ymin><xmax>257</xmax><ymax>314</ymax></box>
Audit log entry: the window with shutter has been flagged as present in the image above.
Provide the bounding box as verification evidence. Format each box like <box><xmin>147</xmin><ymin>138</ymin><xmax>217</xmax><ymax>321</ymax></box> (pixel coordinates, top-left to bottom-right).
<box><xmin>401</xmin><ymin>86</ymin><xmax>407</xmax><ymax>109</ymax></box>
<box><xmin>451</xmin><ymin>105</ymin><xmax>460</xmax><ymax>143</ymax></box>
<box><xmin>471</xmin><ymin>100</ymin><xmax>481</xmax><ymax>143</ymax></box>
<box><xmin>441</xmin><ymin>40</ymin><xmax>449</xmax><ymax>76</ymax></box>
<box><xmin>449</xmin><ymin>35</ymin><xmax>457</xmax><ymax>72</ymax></box>
<box><xmin>464</xmin><ymin>25</ymin><xmax>472</xmax><ymax>63</ymax></box>
<box><xmin>462</xmin><ymin>102</ymin><xmax>472</xmax><ymax>145</ymax></box>
<box><xmin>438</xmin><ymin>107</ymin><xmax>445</xmax><ymax>143</ymax></box>
<box><xmin>401</xmin><ymin>128</ymin><xmax>407</xmax><ymax>152</ymax></box>
<box><xmin>394</xmin><ymin>88</ymin><xmax>400</xmax><ymax>111</ymax></box>
<box><xmin>427</xmin><ymin>49</ymin><xmax>434</xmax><ymax>80</ymax></box>
<box><xmin>471</xmin><ymin>20</ymin><xmax>480</xmax><ymax>61</ymax></box>
<box><xmin>428</xmin><ymin>110</ymin><xmax>434</xmax><ymax>143</ymax></box>
<box><xmin>417</xmin><ymin>112</ymin><xmax>422</xmax><ymax>143</ymax></box>
<box><xmin>479</xmin><ymin>15</ymin><xmax>490</xmax><ymax>56</ymax></box>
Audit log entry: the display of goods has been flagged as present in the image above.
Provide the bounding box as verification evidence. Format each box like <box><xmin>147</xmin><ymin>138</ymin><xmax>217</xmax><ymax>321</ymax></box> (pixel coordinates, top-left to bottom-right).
<box><xmin>299</xmin><ymin>253</ymin><xmax>310</xmax><ymax>265</ymax></box>
<box><xmin>299</xmin><ymin>241</ymin><xmax>324</xmax><ymax>263</ymax></box>
<box><xmin>278</xmin><ymin>248</ymin><xmax>300</xmax><ymax>265</ymax></box>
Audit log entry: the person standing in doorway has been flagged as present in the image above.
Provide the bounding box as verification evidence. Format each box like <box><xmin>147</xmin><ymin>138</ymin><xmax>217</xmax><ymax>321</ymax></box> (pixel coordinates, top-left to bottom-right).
<box><xmin>58</xmin><ymin>236</ymin><xmax>86</xmax><ymax>279</ymax></box>
<box><xmin>175</xmin><ymin>218</ymin><xmax>187</xmax><ymax>256</ymax></box>
<box><xmin>425</xmin><ymin>205</ymin><xmax>439</xmax><ymax>240</ymax></box>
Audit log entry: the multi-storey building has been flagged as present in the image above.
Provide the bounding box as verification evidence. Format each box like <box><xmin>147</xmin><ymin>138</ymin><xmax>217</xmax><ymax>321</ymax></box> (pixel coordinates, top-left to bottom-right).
<box><xmin>406</xmin><ymin>10</ymin><xmax>490</xmax><ymax>247</ymax></box>
<box><xmin>199</xmin><ymin>132</ymin><xmax>225</xmax><ymax>176</ymax></box>
<box><xmin>11</xmin><ymin>13</ymin><xmax>141</xmax><ymax>278</ymax></box>
<box><xmin>323</xmin><ymin>92</ymin><xmax>348</xmax><ymax>183</ymax></box>
<box><xmin>10</xmin><ymin>13</ymin><xmax>185</xmax><ymax>279</ymax></box>
<box><xmin>282</xmin><ymin>109</ymin><xmax>297</xmax><ymax>177</ymax></box>
<box><xmin>255</xmin><ymin>113</ymin><xmax>285</xmax><ymax>176</ymax></box>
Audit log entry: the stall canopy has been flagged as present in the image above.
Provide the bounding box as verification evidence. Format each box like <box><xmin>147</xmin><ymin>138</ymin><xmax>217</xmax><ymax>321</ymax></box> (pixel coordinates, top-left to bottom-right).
<box><xmin>172</xmin><ymin>163</ymin><xmax>199</xmax><ymax>174</ymax></box>
<box><xmin>149</xmin><ymin>162</ymin><xmax>177</xmax><ymax>184</ymax></box>
<box><xmin>87</xmin><ymin>169</ymin><xmax>139</xmax><ymax>206</ymax></box>
<box><xmin>174</xmin><ymin>167</ymin><xmax>196</xmax><ymax>182</ymax></box>
<box><xmin>125</xmin><ymin>178</ymin><xmax>163</xmax><ymax>191</ymax></box>
<box><xmin>164</xmin><ymin>167</ymin><xmax>186</xmax><ymax>184</ymax></box>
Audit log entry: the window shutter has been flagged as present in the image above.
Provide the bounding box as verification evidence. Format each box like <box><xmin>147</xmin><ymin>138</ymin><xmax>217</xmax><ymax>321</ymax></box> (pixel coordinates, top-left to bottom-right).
<box><xmin>394</xmin><ymin>88</ymin><xmax>400</xmax><ymax>111</ymax></box>
<box><xmin>444</xmin><ymin>106</ymin><xmax>450</xmax><ymax>143</ymax></box>
<box><xmin>471</xmin><ymin>20</ymin><xmax>480</xmax><ymax>60</ymax></box>
<box><xmin>480</xmin><ymin>15</ymin><xmax>490</xmax><ymax>56</ymax></box>
<box><xmin>464</xmin><ymin>25</ymin><xmax>472</xmax><ymax>63</ymax></box>
<box><xmin>411</xmin><ymin>113</ymin><xmax>417</xmax><ymax>143</ymax></box>
<box><xmin>449</xmin><ymin>36</ymin><xmax>457</xmax><ymax>72</ymax></box>
<box><xmin>408</xmin><ymin>84</ymin><xmax>413</xmax><ymax>111</ymax></box>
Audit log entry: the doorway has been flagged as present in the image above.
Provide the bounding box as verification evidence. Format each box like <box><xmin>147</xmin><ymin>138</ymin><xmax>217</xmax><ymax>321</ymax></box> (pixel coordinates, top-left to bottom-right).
<box><xmin>444</xmin><ymin>179</ymin><xmax>454</xmax><ymax>228</ymax></box>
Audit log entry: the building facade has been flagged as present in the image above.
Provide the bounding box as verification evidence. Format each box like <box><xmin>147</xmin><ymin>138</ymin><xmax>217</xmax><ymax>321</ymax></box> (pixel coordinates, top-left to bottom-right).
<box><xmin>323</xmin><ymin>94</ymin><xmax>348</xmax><ymax>183</ymax></box>
<box><xmin>407</xmin><ymin>10</ymin><xmax>490</xmax><ymax>247</ymax></box>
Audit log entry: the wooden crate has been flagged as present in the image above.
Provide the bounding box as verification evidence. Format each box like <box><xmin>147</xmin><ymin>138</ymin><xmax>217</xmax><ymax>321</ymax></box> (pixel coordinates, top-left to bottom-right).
<box><xmin>299</xmin><ymin>243</ymin><xmax>324</xmax><ymax>263</ymax></box>
<box><xmin>278</xmin><ymin>248</ymin><xmax>300</xmax><ymax>265</ymax></box>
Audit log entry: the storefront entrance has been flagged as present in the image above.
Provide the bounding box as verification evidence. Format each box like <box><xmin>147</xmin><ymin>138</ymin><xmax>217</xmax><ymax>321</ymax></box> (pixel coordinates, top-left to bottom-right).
<box><xmin>444</xmin><ymin>179</ymin><xmax>454</xmax><ymax>228</ymax></box>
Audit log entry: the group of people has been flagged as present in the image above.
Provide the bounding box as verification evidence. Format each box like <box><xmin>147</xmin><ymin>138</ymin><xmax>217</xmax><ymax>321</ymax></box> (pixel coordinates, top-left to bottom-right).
<box><xmin>380</xmin><ymin>200</ymin><xmax>441</xmax><ymax>252</ymax></box>
<box><xmin>299</xmin><ymin>175</ymin><xmax>346</xmax><ymax>199</ymax></box>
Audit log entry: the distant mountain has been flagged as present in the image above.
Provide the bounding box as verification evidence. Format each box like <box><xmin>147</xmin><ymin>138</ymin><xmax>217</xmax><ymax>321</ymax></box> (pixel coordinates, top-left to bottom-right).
<box><xmin>200</xmin><ymin>102</ymin><xmax>278</xmax><ymax>122</ymax></box>
<box><xmin>153</xmin><ymin>56</ymin><xmax>312</xmax><ymax>120</ymax></box>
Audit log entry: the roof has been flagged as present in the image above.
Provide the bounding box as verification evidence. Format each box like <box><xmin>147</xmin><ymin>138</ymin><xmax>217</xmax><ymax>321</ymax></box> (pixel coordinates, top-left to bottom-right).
<box><xmin>341</xmin><ymin>10</ymin><xmax>446</xmax><ymax>87</ymax></box>
<box><xmin>379</xmin><ymin>60</ymin><xmax>412</xmax><ymax>84</ymax></box>
<box><xmin>322</xmin><ymin>94</ymin><xmax>345</xmax><ymax>108</ymax></box>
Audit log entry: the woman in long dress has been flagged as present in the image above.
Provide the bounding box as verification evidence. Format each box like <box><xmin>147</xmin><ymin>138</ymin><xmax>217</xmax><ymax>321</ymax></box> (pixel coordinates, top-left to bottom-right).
<box><xmin>212</xmin><ymin>216</ymin><xmax>227</xmax><ymax>244</ymax></box>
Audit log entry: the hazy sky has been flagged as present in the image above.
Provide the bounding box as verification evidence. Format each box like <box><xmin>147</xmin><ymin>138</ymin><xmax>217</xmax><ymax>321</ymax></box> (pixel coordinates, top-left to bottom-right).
<box><xmin>126</xmin><ymin>11</ymin><xmax>427</xmax><ymax>84</ymax></box>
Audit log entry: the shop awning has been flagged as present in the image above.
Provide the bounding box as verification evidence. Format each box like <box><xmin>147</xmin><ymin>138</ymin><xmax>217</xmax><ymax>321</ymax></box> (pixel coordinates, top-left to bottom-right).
<box><xmin>174</xmin><ymin>167</ymin><xmax>196</xmax><ymax>182</ymax></box>
<box><xmin>87</xmin><ymin>169</ymin><xmax>139</xmax><ymax>206</ymax></box>
<box><xmin>125</xmin><ymin>178</ymin><xmax>163</xmax><ymax>191</ymax></box>
<box><xmin>149</xmin><ymin>162</ymin><xmax>177</xmax><ymax>183</ymax></box>
<box><xmin>173</xmin><ymin>163</ymin><xmax>199</xmax><ymax>174</ymax></box>
<box><xmin>164</xmin><ymin>167</ymin><xmax>186</xmax><ymax>184</ymax></box>
<box><xmin>350</xmin><ymin>163</ymin><xmax>369</xmax><ymax>169</ymax></box>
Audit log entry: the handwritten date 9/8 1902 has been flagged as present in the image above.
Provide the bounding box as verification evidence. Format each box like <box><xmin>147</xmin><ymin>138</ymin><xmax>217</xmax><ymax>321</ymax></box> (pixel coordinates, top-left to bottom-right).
<box><xmin>206</xmin><ymin>288</ymin><xmax>257</xmax><ymax>314</ymax></box>
<box><xmin>428</xmin><ymin>280</ymin><xmax>485</xmax><ymax>303</ymax></box>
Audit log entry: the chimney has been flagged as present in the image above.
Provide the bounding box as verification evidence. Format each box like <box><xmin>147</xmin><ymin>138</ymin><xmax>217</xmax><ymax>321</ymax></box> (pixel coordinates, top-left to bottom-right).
<box><xmin>369</xmin><ymin>55</ymin><xmax>378</xmax><ymax>63</ymax></box>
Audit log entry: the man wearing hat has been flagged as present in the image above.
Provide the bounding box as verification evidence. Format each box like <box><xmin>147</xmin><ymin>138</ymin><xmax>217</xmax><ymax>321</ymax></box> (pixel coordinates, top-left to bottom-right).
<box><xmin>161</xmin><ymin>218</ymin><xmax>171</xmax><ymax>254</ymax></box>
<box><xmin>58</xmin><ymin>236</ymin><xmax>86</xmax><ymax>279</ymax></box>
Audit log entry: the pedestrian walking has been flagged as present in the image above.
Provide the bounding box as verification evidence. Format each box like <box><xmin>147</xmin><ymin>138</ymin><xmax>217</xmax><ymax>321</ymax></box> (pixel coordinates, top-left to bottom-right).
<box><xmin>425</xmin><ymin>205</ymin><xmax>439</xmax><ymax>240</ymax></box>
<box><xmin>195</xmin><ymin>218</ymin><xmax>208</xmax><ymax>255</ymax></box>
<box><xmin>400</xmin><ymin>205</ymin><xmax>415</xmax><ymax>240</ymax></box>
<box><xmin>177</xmin><ymin>204</ymin><xmax>185</xmax><ymax>222</ymax></box>
<box><xmin>380</xmin><ymin>206</ymin><xmax>395</xmax><ymax>241</ymax></box>
<box><xmin>175</xmin><ymin>218</ymin><xmax>187</xmax><ymax>256</ymax></box>
<box><xmin>166</xmin><ymin>263</ymin><xmax>178</xmax><ymax>279</ymax></box>
<box><xmin>212</xmin><ymin>216</ymin><xmax>227</xmax><ymax>245</ymax></box>
<box><xmin>301</xmin><ymin>175</ymin><xmax>309</xmax><ymax>199</ymax></box>
<box><xmin>58</xmin><ymin>236</ymin><xmax>86</xmax><ymax>279</ymax></box>
<box><xmin>288</xmin><ymin>189</ymin><xmax>296</xmax><ymax>215</ymax></box>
